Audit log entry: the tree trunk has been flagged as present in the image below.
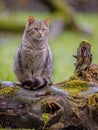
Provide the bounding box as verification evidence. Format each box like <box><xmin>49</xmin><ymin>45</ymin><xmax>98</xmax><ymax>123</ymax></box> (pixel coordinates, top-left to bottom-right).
<box><xmin>74</xmin><ymin>40</ymin><xmax>98</xmax><ymax>84</ymax></box>
<box><xmin>0</xmin><ymin>40</ymin><xmax>98</xmax><ymax>130</ymax></box>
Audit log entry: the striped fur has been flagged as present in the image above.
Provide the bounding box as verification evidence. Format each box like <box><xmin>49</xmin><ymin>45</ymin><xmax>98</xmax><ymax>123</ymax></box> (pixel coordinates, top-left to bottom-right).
<box><xmin>13</xmin><ymin>17</ymin><xmax>53</xmax><ymax>89</ymax></box>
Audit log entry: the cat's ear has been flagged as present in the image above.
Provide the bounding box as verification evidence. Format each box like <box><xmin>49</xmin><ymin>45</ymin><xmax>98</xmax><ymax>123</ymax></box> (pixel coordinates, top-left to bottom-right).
<box><xmin>28</xmin><ymin>16</ymin><xmax>35</xmax><ymax>25</ymax></box>
<box><xmin>44</xmin><ymin>18</ymin><xmax>51</xmax><ymax>25</ymax></box>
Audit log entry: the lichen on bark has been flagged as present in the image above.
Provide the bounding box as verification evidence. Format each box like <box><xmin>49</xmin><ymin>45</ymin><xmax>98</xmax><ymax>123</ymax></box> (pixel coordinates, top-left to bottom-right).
<box><xmin>0</xmin><ymin>86</ymin><xmax>19</xmax><ymax>97</ymax></box>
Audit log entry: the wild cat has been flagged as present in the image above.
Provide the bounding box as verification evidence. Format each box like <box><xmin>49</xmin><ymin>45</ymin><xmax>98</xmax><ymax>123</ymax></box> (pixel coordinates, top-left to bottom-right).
<box><xmin>13</xmin><ymin>16</ymin><xmax>53</xmax><ymax>89</ymax></box>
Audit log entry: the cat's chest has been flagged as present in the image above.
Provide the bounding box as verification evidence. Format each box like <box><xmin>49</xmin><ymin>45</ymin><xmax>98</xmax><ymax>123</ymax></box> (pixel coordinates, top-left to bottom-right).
<box><xmin>33</xmin><ymin>49</ymin><xmax>47</xmax><ymax>63</ymax></box>
<box><xmin>23</xmin><ymin>47</ymin><xmax>47</xmax><ymax>68</ymax></box>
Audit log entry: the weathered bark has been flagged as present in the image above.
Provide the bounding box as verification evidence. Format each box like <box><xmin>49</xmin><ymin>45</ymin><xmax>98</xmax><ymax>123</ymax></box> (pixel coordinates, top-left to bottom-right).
<box><xmin>73</xmin><ymin>40</ymin><xmax>92</xmax><ymax>70</ymax></box>
<box><xmin>0</xmin><ymin>40</ymin><xmax>98</xmax><ymax>130</ymax></box>
<box><xmin>0</xmin><ymin>80</ymin><xmax>98</xmax><ymax>130</ymax></box>
<box><xmin>74</xmin><ymin>40</ymin><xmax>98</xmax><ymax>84</ymax></box>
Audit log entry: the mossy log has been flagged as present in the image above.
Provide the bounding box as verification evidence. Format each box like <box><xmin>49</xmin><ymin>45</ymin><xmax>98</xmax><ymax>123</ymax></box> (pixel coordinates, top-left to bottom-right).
<box><xmin>0</xmin><ymin>40</ymin><xmax>98</xmax><ymax>130</ymax></box>
<box><xmin>0</xmin><ymin>80</ymin><xmax>98</xmax><ymax>130</ymax></box>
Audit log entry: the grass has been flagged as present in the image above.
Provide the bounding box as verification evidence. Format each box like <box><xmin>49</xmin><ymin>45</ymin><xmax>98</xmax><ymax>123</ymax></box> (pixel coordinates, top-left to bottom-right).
<box><xmin>0</xmin><ymin>34</ymin><xmax>20</xmax><ymax>81</ymax></box>
<box><xmin>0</xmin><ymin>12</ymin><xmax>98</xmax><ymax>83</ymax></box>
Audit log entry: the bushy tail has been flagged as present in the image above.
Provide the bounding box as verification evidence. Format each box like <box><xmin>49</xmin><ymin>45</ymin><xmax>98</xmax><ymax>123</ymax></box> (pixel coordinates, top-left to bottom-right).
<box><xmin>22</xmin><ymin>77</ymin><xmax>52</xmax><ymax>90</ymax></box>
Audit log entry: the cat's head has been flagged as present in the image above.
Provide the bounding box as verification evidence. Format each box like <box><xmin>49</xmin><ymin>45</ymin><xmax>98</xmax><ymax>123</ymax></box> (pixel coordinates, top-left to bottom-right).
<box><xmin>26</xmin><ymin>16</ymin><xmax>50</xmax><ymax>42</ymax></box>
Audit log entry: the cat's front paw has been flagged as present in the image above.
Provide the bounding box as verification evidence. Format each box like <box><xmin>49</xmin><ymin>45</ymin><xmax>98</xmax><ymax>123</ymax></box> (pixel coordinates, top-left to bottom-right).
<box><xmin>21</xmin><ymin>79</ymin><xmax>43</xmax><ymax>90</ymax></box>
<box><xmin>22</xmin><ymin>80</ymin><xmax>35</xmax><ymax>90</ymax></box>
<box><xmin>21</xmin><ymin>77</ymin><xmax>50</xmax><ymax>90</ymax></box>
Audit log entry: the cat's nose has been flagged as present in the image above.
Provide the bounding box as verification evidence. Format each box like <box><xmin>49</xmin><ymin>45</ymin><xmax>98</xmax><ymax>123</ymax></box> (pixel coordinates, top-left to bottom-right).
<box><xmin>38</xmin><ymin>30</ymin><xmax>42</xmax><ymax>35</ymax></box>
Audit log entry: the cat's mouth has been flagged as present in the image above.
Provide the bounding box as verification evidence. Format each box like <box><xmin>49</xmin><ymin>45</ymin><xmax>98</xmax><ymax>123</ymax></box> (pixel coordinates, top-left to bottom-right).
<box><xmin>37</xmin><ymin>35</ymin><xmax>44</xmax><ymax>40</ymax></box>
<box><xmin>33</xmin><ymin>36</ymin><xmax>43</xmax><ymax>42</ymax></box>
<box><xmin>33</xmin><ymin>35</ymin><xmax>46</xmax><ymax>42</ymax></box>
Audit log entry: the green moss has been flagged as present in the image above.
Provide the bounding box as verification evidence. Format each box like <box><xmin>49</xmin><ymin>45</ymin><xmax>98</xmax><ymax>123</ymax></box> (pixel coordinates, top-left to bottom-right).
<box><xmin>42</xmin><ymin>113</ymin><xmax>50</xmax><ymax>124</ymax></box>
<box><xmin>68</xmin><ymin>75</ymin><xmax>79</xmax><ymax>81</ymax></box>
<box><xmin>87</xmin><ymin>94</ymin><xmax>98</xmax><ymax>111</ymax></box>
<box><xmin>55</xmin><ymin>74</ymin><xmax>90</xmax><ymax>95</ymax></box>
<box><xmin>81</xmin><ymin>40</ymin><xmax>89</xmax><ymax>45</ymax></box>
<box><xmin>67</xmin><ymin>80</ymin><xmax>89</xmax><ymax>88</ymax></box>
<box><xmin>0</xmin><ymin>86</ymin><xmax>19</xmax><ymax>97</ymax></box>
<box><xmin>42</xmin><ymin>113</ymin><xmax>50</xmax><ymax>130</ymax></box>
<box><xmin>64</xmin><ymin>79</ymin><xmax>91</xmax><ymax>117</ymax></box>
<box><xmin>65</xmin><ymin>79</ymin><xmax>90</xmax><ymax>94</ymax></box>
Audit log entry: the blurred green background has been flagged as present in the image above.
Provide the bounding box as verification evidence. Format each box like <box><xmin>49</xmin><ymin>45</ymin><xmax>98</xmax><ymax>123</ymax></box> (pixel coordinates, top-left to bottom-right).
<box><xmin>0</xmin><ymin>0</ymin><xmax>98</xmax><ymax>83</ymax></box>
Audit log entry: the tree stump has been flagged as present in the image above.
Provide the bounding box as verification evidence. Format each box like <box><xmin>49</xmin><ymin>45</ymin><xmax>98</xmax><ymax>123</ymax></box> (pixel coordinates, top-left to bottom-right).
<box><xmin>0</xmin><ymin>40</ymin><xmax>98</xmax><ymax>130</ymax></box>
<box><xmin>74</xmin><ymin>40</ymin><xmax>98</xmax><ymax>84</ymax></box>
